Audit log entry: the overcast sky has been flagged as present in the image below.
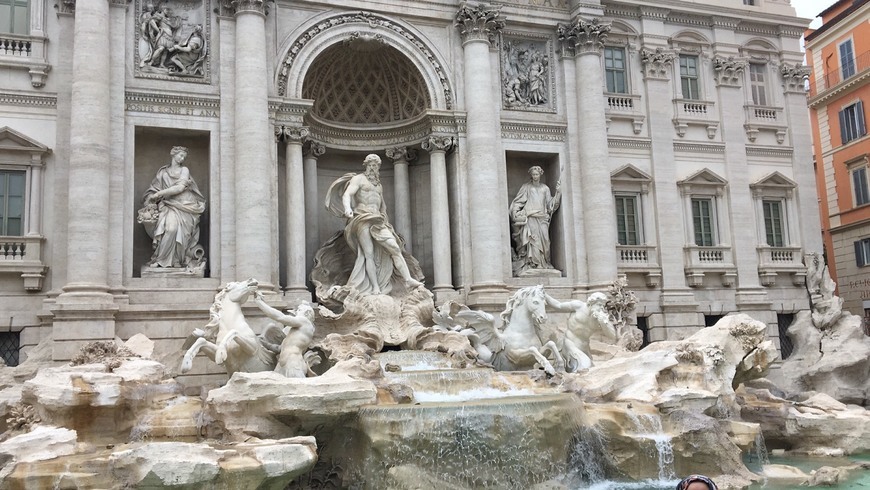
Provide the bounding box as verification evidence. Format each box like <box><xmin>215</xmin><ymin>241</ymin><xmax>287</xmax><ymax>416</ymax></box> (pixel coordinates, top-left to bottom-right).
<box><xmin>792</xmin><ymin>0</ymin><xmax>838</xmax><ymax>28</ymax></box>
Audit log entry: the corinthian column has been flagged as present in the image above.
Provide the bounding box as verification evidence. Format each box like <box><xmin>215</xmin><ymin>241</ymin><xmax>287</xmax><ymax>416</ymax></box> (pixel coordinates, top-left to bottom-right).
<box><xmin>455</xmin><ymin>3</ymin><xmax>507</xmax><ymax>302</ymax></box>
<box><xmin>277</xmin><ymin>125</ymin><xmax>309</xmax><ymax>298</ymax></box>
<box><xmin>423</xmin><ymin>135</ymin><xmax>456</xmax><ymax>298</ymax></box>
<box><xmin>52</xmin><ymin>0</ymin><xmax>116</xmax><ymax>360</ymax></box>
<box><xmin>558</xmin><ymin>18</ymin><xmax>618</xmax><ymax>289</ymax></box>
<box><xmin>232</xmin><ymin>0</ymin><xmax>274</xmax><ymax>289</ymax></box>
<box><xmin>303</xmin><ymin>140</ymin><xmax>325</xmax><ymax>269</ymax></box>
<box><xmin>386</xmin><ymin>146</ymin><xmax>416</xmax><ymax>251</ymax></box>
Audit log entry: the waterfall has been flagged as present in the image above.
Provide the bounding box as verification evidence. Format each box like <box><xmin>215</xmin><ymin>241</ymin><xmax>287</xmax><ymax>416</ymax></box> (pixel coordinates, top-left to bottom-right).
<box><xmin>753</xmin><ymin>431</ymin><xmax>770</xmax><ymax>465</ymax></box>
<box><xmin>568</xmin><ymin>424</ymin><xmax>610</xmax><ymax>484</ymax></box>
<box><xmin>626</xmin><ymin>411</ymin><xmax>676</xmax><ymax>481</ymax></box>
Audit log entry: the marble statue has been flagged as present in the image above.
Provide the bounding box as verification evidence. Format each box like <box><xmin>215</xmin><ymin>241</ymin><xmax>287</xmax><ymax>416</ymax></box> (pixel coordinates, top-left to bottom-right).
<box><xmin>138</xmin><ymin>146</ymin><xmax>206</xmax><ymax>274</ymax></box>
<box><xmin>545</xmin><ymin>292</ymin><xmax>616</xmax><ymax>372</ymax></box>
<box><xmin>168</xmin><ymin>24</ymin><xmax>206</xmax><ymax>76</ymax></box>
<box><xmin>253</xmin><ymin>293</ymin><xmax>317</xmax><ymax>378</ymax></box>
<box><xmin>501</xmin><ymin>40</ymin><xmax>550</xmax><ymax>109</ymax></box>
<box><xmin>180</xmin><ymin>279</ymin><xmax>281</xmax><ymax>377</ymax></box>
<box><xmin>139</xmin><ymin>6</ymin><xmax>181</xmax><ymax>69</ymax></box>
<box><xmin>509</xmin><ymin>165</ymin><xmax>561</xmax><ymax>275</ymax></box>
<box><xmin>457</xmin><ymin>285</ymin><xmax>565</xmax><ymax>375</ymax></box>
<box><xmin>324</xmin><ymin>154</ymin><xmax>423</xmax><ymax>295</ymax></box>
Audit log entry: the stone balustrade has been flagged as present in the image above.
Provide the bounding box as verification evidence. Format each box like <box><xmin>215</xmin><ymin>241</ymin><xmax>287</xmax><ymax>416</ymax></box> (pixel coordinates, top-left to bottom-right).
<box><xmin>756</xmin><ymin>245</ymin><xmax>806</xmax><ymax>286</ymax></box>
<box><xmin>0</xmin><ymin>235</ymin><xmax>47</xmax><ymax>291</ymax></box>
<box><xmin>0</xmin><ymin>34</ymin><xmax>32</xmax><ymax>57</ymax></box>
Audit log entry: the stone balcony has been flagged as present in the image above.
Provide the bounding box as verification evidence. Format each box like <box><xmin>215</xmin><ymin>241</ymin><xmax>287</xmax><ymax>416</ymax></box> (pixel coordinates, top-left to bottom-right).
<box><xmin>683</xmin><ymin>245</ymin><xmax>737</xmax><ymax>288</ymax></box>
<box><xmin>756</xmin><ymin>246</ymin><xmax>806</xmax><ymax>287</ymax></box>
<box><xmin>0</xmin><ymin>33</ymin><xmax>50</xmax><ymax>88</ymax></box>
<box><xmin>743</xmin><ymin>105</ymin><xmax>787</xmax><ymax>144</ymax></box>
<box><xmin>0</xmin><ymin>235</ymin><xmax>47</xmax><ymax>291</ymax></box>
<box><xmin>672</xmin><ymin>98</ymin><xmax>718</xmax><ymax>139</ymax></box>
<box><xmin>604</xmin><ymin>93</ymin><xmax>644</xmax><ymax>134</ymax></box>
<box><xmin>616</xmin><ymin>245</ymin><xmax>662</xmax><ymax>287</ymax></box>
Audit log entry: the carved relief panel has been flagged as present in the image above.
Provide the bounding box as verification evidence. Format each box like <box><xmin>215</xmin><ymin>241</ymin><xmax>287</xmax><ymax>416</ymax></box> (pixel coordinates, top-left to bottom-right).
<box><xmin>134</xmin><ymin>0</ymin><xmax>211</xmax><ymax>83</ymax></box>
<box><xmin>499</xmin><ymin>34</ymin><xmax>556</xmax><ymax>113</ymax></box>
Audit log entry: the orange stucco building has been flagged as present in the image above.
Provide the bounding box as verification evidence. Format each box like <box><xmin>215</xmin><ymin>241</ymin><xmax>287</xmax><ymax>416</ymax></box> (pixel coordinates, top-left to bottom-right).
<box><xmin>807</xmin><ymin>0</ymin><xmax>870</xmax><ymax>324</ymax></box>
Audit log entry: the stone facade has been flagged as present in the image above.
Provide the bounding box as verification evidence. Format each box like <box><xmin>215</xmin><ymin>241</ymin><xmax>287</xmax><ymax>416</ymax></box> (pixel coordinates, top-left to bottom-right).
<box><xmin>0</xmin><ymin>0</ymin><xmax>819</xmax><ymax>370</ymax></box>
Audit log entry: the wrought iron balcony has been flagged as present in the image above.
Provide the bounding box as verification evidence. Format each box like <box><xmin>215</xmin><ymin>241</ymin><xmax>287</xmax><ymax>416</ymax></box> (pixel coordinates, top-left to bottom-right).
<box><xmin>809</xmin><ymin>50</ymin><xmax>870</xmax><ymax>98</ymax></box>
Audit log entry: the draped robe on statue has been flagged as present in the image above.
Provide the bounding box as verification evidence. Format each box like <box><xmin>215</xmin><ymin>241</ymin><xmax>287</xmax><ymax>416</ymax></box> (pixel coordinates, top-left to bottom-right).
<box><xmin>510</xmin><ymin>182</ymin><xmax>560</xmax><ymax>274</ymax></box>
<box><xmin>322</xmin><ymin>173</ymin><xmax>421</xmax><ymax>295</ymax></box>
<box><xmin>143</xmin><ymin>166</ymin><xmax>206</xmax><ymax>268</ymax></box>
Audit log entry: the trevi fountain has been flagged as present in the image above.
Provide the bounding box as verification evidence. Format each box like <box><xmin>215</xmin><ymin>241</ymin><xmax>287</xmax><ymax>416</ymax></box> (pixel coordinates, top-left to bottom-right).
<box><xmin>0</xmin><ymin>153</ymin><xmax>867</xmax><ymax>489</ymax></box>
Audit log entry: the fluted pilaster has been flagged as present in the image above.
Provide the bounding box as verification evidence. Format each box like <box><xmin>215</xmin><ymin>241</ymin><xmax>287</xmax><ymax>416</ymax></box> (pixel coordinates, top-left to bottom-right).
<box><xmin>423</xmin><ymin>135</ymin><xmax>456</xmax><ymax>296</ymax></box>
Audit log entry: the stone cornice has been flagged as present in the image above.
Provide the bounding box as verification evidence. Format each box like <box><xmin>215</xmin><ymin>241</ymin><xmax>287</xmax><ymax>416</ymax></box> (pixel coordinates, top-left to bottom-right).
<box><xmin>809</xmin><ymin>69</ymin><xmax>870</xmax><ymax>108</ymax></box>
<box><xmin>501</xmin><ymin>121</ymin><xmax>566</xmax><ymax>142</ymax></box>
<box><xmin>557</xmin><ymin>17</ymin><xmax>610</xmax><ymax>56</ymax></box>
<box><xmin>746</xmin><ymin>145</ymin><xmax>793</xmax><ymax>159</ymax></box>
<box><xmin>638</xmin><ymin>6</ymin><xmax>669</xmax><ymax>20</ymax></box>
<box><xmin>673</xmin><ymin>141</ymin><xmax>725</xmax><ymax>154</ymax></box>
<box><xmin>608</xmin><ymin>137</ymin><xmax>651</xmax><ymax>150</ymax></box>
<box><xmin>454</xmin><ymin>3</ymin><xmax>505</xmax><ymax>46</ymax></box>
<box><xmin>0</xmin><ymin>92</ymin><xmax>57</xmax><ymax>108</ymax></box>
<box><xmin>603</xmin><ymin>4</ymin><xmax>639</xmax><ymax>19</ymax></box>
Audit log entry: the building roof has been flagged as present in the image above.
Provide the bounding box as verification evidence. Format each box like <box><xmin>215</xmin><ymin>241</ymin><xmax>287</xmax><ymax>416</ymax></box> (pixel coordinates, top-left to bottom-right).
<box><xmin>806</xmin><ymin>0</ymin><xmax>870</xmax><ymax>43</ymax></box>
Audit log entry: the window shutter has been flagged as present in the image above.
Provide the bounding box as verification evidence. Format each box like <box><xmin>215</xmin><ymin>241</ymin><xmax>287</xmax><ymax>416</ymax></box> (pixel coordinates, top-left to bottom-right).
<box><xmin>840</xmin><ymin>109</ymin><xmax>849</xmax><ymax>143</ymax></box>
<box><xmin>858</xmin><ymin>101</ymin><xmax>866</xmax><ymax>136</ymax></box>
<box><xmin>858</xmin><ymin>240</ymin><xmax>866</xmax><ymax>267</ymax></box>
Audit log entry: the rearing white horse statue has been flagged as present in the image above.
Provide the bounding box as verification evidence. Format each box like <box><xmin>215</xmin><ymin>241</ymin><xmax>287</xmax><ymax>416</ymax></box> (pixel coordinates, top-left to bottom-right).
<box><xmin>180</xmin><ymin>278</ymin><xmax>280</xmax><ymax>376</ymax></box>
<box><xmin>458</xmin><ymin>285</ymin><xmax>565</xmax><ymax>375</ymax></box>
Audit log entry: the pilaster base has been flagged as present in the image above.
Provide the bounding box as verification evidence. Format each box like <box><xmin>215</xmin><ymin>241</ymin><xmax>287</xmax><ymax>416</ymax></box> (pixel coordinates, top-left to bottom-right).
<box><xmin>433</xmin><ymin>286</ymin><xmax>460</xmax><ymax>304</ymax></box>
<box><xmin>282</xmin><ymin>287</ymin><xmax>314</xmax><ymax>306</ymax></box>
<box><xmin>468</xmin><ymin>282</ymin><xmax>509</xmax><ymax>309</ymax></box>
<box><xmin>50</xmin><ymin>302</ymin><xmax>119</xmax><ymax>361</ymax></box>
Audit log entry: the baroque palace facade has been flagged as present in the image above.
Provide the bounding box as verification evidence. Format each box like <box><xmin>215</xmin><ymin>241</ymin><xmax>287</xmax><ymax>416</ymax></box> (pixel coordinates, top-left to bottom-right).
<box><xmin>0</xmin><ymin>0</ymin><xmax>819</xmax><ymax>367</ymax></box>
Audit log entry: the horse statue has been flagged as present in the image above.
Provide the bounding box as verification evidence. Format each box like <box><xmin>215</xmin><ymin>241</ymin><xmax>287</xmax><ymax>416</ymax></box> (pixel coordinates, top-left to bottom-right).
<box><xmin>457</xmin><ymin>285</ymin><xmax>565</xmax><ymax>375</ymax></box>
<box><xmin>180</xmin><ymin>278</ymin><xmax>283</xmax><ymax>376</ymax></box>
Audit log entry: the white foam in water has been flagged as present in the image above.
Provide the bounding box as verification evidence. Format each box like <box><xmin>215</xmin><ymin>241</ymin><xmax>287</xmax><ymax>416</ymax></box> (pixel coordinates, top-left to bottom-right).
<box><xmin>582</xmin><ymin>478</ymin><xmax>680</xmax><ymax>490</ymax></box>
<box><xmin>413</xmin><ymin>387</ymin><xmax>537</xmax><ymax>403</ymax></box>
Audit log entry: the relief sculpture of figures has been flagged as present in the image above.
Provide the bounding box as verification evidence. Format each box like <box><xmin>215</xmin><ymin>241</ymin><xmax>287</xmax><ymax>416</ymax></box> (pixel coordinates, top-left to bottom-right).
<box><xmin>137</xmin><ymin>0</ymin><xmax>208</xmax><ymax>79</ymax></box>
<box><xmin>168</xmin><ymin>24</ymin><xmax>207</xmax><ymax>76</ymax></box>
<box><xmin>324</xmin><ymin>154</ymin><xmax>424</xmax><ymax>296</ymax></box>
<box><xmin>139</xmin><ymin>5</ymin><xmax>182</xmax><ymax>70</ymax></box>
<box><xmin>510</xmin><ymin>165</ymin><xmax>561</xmax><ymax>276</ymax></box>
<box><xmin>501</xmin><ymin>40</ymin><xmax>550</xmax><ymax>109</ymax></box>
<box><xmin>138</xmin><ymin>146</ymin><xmax>207</xmax><ymax>275</ymax></box>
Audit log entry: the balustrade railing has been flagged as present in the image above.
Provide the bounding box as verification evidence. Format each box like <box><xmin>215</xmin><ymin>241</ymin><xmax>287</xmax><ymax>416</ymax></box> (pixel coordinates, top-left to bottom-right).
<box><xmin>616</xmin><ymin>245</ymin><xmax>658</xmax><ymax>267</ymax></box>
<box><xmin>684</xmin><ymin>245</ymin><xmax>733</xmax><ymax>268</ymax></box>
<box><xmin>674</xmin><ymin>99</ymin><xmax>714</xmax><ymax>119</ymax></box>
<box><xmin>605</xmin><ymin>94</ymin><xmax>639</xmax><ymax>112</ymax></box>
<box><xmin>809</xmin><ymin>50</ymin><xmax>870</xmax><ymax>97</ymax></box>
<box><xmin>0</xmin><ymin>35</ymin><xmax>33</xmax><ymax>57</ymax></box>
<box><xmin>756</xmin><ymin>246</ymin><xmax>802</xmax><ymax>268</ymax></box>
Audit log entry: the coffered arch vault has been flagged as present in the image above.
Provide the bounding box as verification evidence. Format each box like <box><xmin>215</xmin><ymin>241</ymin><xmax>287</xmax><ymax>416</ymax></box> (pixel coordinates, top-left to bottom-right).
<box><xmin>276</xmin><ymin>11</ymin><xmax>454</xmax><ymax>112</ymax></box>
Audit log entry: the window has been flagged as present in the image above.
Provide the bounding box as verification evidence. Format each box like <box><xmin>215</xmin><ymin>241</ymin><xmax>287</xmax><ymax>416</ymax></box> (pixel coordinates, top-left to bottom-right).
<box><xmin>0</xmin><ymin>0</ymin><xmax>28</xmax><ymax>35</ymax></box>
<box><xmin>852</xmin><ymin>165</ymin><xmax>870</xmax><ymax>206</ymax></box>
<box><xmin>0</xmin><ymin>170</ymin><xmax>24</xmax><ymax>236</ymax></box>
<box><xmin>749</xmin><ymin>63</ymin><xmax>767</xmax><ymax>106</ymax></box>
<box><xmin>604</xmin><ymin>47</ymin><xmax>627</xmax><ymax>94</ymax></box>
<box><xmin>839</xmin><ymin>101</ymin><xmax>866</xmax><ymax>144</ymax></box>
<box><xmin>692</xmin><ymin>197</ymin><xmax>716</xmax><ymax>246</ymax></box>
<box><xmin>743</xmin><ymin>0</ymin><xmax>756</xmax><ymax>5</ymax></box>
<box><xmin>840</xmin><ymin>39</ymin><xmax>856</xmax><ymax>80</ymax></box>
<box><xmin>0</xmin><ymin>332</ymin><xmax>19</xmax><ymax>366</ymax></box>
<box><xmin>856</xmin><ymin>237</ymin><xmax>870</xmax><ymax>267</ymax></box>
<box><xmin>762</xmin><ymin>200</ymin><xmax>785</xmax><ymax>247</ymax></box>
<box><xmin>777</xmin><ymin>313</ymin><xmax>794</xmax><ymax>359</ymax></box>
<box><xmin>679</xmin><ymin>55</ymin><xmax>701</xmax><ymax>100</ymax></box>
<box><xmin>615</xmin><ymin>194</ymin><xmax>640</xmax><ymax>245</ymax></box>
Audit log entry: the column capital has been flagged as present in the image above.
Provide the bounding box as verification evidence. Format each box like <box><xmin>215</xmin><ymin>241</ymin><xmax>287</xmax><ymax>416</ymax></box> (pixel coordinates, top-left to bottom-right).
<box><xmin>557</xmin><ymin>17</ymin><xmax>610</xmax><ymax>56</ymax></box>
<box><xmin>422</xmin><ymin>135</ymin><xmax>456</xmax><ymax>154</ymax></box>
<box><xmin>221</xmin><ymin>0</ymin><xmax>268</xmax><ymax>17</ymax></box>
<box><xmin>54</xmin><ymin>0</ymin><xmax>75</xmax><ymax>15</ymax></box>
<box><xmin>302</xmin><ymin>140</ymin><xmax>325</xmax><ymax>158</ymax></box>
<box><xmin>385</xmin><ymin>146</ymin><xmax>418</xmax><ymax>164</ymax></box>
<box><xmin>454</xmin><ymin>3</ymin><xmax>505</xmax><ymax>46</ymax></box>
<box><xmin>109</xmin><ymin>0</ymin><xmax>130</xmax><ymax>9</ymax></box>
<box><xmin>640</xmin><ymin>47</ymin><xmax>675</xmax><ymax>80</ymax></box>
<box><xmin>713</xmin><ymin>56</ymin><xmax>746</xmax><ymax>87</ymax></box>
<box><xmin>274</xmin><ymin>125</ymin><xmax>309</xmax><ymax>143</ymax></box>
<box><xmin>780</xmin><ymin>62</ymin><xmax>810</xmax><ymax>94</ymax></box>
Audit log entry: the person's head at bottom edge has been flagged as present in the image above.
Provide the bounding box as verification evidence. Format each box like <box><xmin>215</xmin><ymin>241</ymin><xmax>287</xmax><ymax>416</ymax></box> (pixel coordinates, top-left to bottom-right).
<box><xmin>676</xmin><ymin>474</ymin><xmax>717</xmax><ymax>490</ymax></box>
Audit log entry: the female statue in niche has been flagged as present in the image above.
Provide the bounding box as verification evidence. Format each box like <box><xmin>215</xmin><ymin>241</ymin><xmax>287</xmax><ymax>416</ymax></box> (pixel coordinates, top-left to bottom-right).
<box><xmin>509</xmin><ymin>165</ymin><xmax>561</xmax><ymax>276</ymax></box>
<box><xmin>139</xmin><ymin>146</ymin><xmax>207</xmax><ymax>273</ymax></box>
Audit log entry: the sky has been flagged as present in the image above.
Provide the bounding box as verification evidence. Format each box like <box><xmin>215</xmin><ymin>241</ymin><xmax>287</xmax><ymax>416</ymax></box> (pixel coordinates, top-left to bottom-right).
<box><xmin>792</xmin><ymin>0</ymin><xmax>838</xmax><ymax>29</ymax></box>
